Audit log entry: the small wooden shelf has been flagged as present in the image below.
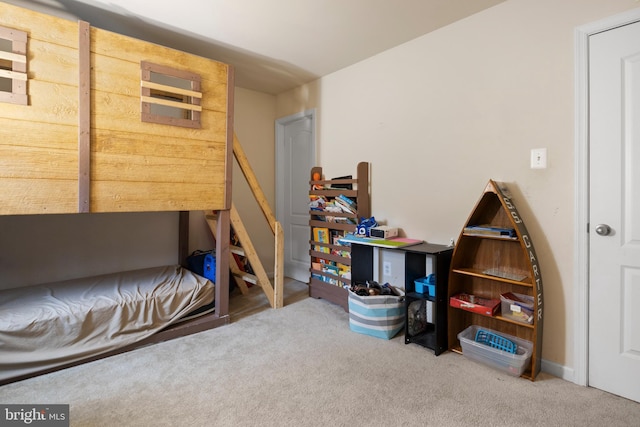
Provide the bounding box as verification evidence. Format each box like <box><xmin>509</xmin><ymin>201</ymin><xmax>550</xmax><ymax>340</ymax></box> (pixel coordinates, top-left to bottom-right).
<box><xmin>448</xmin><ymin>180</ymin><xmax>544</xmax><ymax>380</ymax></box>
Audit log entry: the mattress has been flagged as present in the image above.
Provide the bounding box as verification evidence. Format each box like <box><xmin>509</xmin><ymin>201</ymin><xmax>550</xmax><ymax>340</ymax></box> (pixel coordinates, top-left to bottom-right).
<box><xmin>0</xmin><ymin>265</ymin><xmax>213</xmax><ymax>382</ymax></box>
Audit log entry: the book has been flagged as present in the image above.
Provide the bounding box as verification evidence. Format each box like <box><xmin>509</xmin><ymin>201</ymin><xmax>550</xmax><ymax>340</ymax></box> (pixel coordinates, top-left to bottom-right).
<box><xmin>313</xmin><ymin>227</ymin><xmax>330</xmax><ymax>253</ymax></box>
<box><xmin>328</xmin><ymin>175</ymin><xmax>353</xmax><ymax>190</ymax></box>
<box><xmin>336</xmin><ymin>194</ymin><xmax>356</xmax><ymax>209</ymax></box>
<box><xmin>313</xmin><ymin>227</ymin><xmax>330</xmax><ymax>243</ymax></box>
<box><xmin>334</xmin><ymin>197</ymin><xmax>356</xmax><ymax>214</ymax></box>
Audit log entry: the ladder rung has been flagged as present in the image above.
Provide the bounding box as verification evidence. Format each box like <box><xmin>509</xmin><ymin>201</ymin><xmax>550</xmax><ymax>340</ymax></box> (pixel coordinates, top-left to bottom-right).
<box><xmin>233</xmin><ymin>272</ymin><xmax>258</xmax><ymax>285</ymax></box>
<box><xmin>230</xmin><ymin>245</ymin><xmax>245</xmax><ymax>256</ymax></box>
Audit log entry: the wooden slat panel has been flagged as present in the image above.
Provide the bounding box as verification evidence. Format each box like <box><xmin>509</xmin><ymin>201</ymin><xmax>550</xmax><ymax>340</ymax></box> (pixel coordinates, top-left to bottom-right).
<box><xmin>90</xmin><ymin>27</ymin><xmax>228</xmax><ymax>80</ymax></box>
<box><xmin>29</xmin><ymin>38</ymin><xmax>79</xmax><ymax>87</ymax></box>
<box><xmin>0</xmin><ymin>80</ymin><xmax>78</xmax><ymax>125</ymax></box>
<box><xmin>0</xmin><ymin>119</ymin><xmax>77</xmax><ymax>189</ymax></box>
<box><xmin>91</xmin><ymin>94</ymin><xmax>228</xmax><ymax>140</ymax></box>
<box><xmin>0</xmin><ymin>50</ymin><xmax>26</xmax><ymax>63</ymax></box>
<box><xmin>0</xmin><ymin>69</ymin><xmax>26</xmax><ymax>80</ymax></box>
<box><xmin>91</xmin><ymin>54</ymin><xmax>228</xmax><ymax>112</ymax></box>
<box><xmin>0</xmin><ymin>4</ymin><xmax>232</xmax><ymax>216</ymax></box>
<box><xmin>88</xmin><ymin>25</ymin><xmax>229</xmax><ymax>214</ymax></box>
<box><xmin>91</xmin><ymin>181</ymin><xmax>226</xmax><ymax>212</ymax></box>
<box><xmin>91</xmin><ymin>151</ymin><xmax>226</xmax><ymax>184</ymax></box>
<box><xmin>91</xmin><ymin>128</ymin><xmax>226</xmax><ymax>189</ymax></box>
<box><xmin>140</xmin><ymin>95</ymin><xmax>203</xmax><ymax>112</ymax></box>
<box><xmin>0</xmin><ymin>179</ymin><xmax>77</xmax><ymax>215</ymax></box>
<box><xmin>0</xmin><ymin>145</ymin><xmax>77</xmax><ymax>180</ymax></box>
<box><xmin>141</xmin><ymin>80</ymin><xmax>202</xmax><ymax>98</ymax></box>
<box><xmin>0</xmin><ymin>3</ymin><xmax>78</xmax><ymax>48</ymax></box>
<box><xmin>91</xmin><ymin>129</ymin><xmax>226</xmax><ymax>159</ymax></box>
<box><xmin>0</xmin><ymin>119</ymin><xmax>76</xmax><ymax>150</ymax></box>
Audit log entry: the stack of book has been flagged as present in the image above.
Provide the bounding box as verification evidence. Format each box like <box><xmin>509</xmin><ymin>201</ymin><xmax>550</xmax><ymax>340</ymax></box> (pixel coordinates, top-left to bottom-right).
<box><xmin>334</xmin><ymin>194</ymin><xmax>356</xmax><ymax>214</ymax></box>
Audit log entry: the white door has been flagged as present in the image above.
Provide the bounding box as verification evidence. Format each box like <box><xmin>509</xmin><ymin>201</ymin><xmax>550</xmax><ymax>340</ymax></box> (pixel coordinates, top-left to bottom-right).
<box><xmin>589</xmin><ymin>20</ymin><xmax>640</xmax><ymax>403</ymax></box>
<box><xmin>275</xmin><ymin>111</ymin><xmax>315</xmax><ymax>282</ymax></box>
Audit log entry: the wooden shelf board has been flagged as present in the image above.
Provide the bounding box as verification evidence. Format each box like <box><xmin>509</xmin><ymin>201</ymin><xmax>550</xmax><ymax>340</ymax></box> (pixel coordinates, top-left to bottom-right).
<box><xmin>448</xmin><ymin>306</ymin><xmax>535</xmax><ymax>329</ymax></box>
<box><xmin>310</xmin><ymin>210</ymin><xmax>358</xmax><ymax>219</ymax></box>
<box><xmin>451</xmin><ymin>267</ymin><xmax>533</xmax><ymax>287</ymax></box>
<box><xmin>309</xmin><ymin>220</ymin><xmax>356</xmax><ymax>231</ymax></box>
<box><xmin>310</xmin><ymin>250</ymin><xmax>351</xmax><ymax>266</ymax></box>
<box><xmin>462</xmin><ymin>232</ymin><xmax>519</xmax><ymax>241</ymax></box>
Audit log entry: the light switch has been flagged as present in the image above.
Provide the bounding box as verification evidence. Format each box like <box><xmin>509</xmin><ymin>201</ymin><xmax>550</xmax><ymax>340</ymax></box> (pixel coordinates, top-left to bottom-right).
<box><xmin>530</xmin><ymin>148</ymin><xmax>547</xmax><ymax>169</ymax></box>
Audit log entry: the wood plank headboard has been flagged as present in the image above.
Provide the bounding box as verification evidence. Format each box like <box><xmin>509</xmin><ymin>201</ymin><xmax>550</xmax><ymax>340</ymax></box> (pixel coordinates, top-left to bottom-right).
<box><xmin>0</xmin><ymin>3</ymin><xmax>233</xmax><ymax>215</ymax></box>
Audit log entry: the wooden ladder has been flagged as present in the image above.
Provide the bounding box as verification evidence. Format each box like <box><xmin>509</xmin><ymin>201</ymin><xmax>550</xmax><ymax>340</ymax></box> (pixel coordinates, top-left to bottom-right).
<box><xmin>204</xmin><ymin>133</ymin><xmax>284</xmax><ymax>308</ymax></box>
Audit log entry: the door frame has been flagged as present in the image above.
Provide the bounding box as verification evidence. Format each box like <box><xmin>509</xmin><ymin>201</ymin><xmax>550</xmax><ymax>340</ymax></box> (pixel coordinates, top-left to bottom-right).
<box><xmin>275</xmin><ymin>109</ymin><xmax>316</xmax><ymax>277</ymax></box>
<box><xmin>574</xmin><ymin>7</ymin><xmax>640</xmax><ymax>387</ymax></box>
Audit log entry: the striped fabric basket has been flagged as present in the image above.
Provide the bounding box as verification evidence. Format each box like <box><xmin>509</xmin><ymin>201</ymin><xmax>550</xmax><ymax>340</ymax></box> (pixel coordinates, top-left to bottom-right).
<box><xmin>348</xmin><ymin>290</ymin><xmax>405</xmax><ymax>340</ymax></box>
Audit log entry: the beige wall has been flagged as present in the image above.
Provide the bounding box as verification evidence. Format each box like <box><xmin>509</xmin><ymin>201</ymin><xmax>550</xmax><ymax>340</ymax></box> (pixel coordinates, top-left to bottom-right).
<box><xmin>276</xmin><ymin>0</ymin><xmax>639</xmax><ymax>374</ymax></box>
<box><xmin>233</xmin><ymin>88</ymin><xmax>278</xmax><ymax>271</ymax></box>
<box><xmin>190</xmin><ymin>87</ymin><xmax>278</xmax><ymax>271</ymax></box>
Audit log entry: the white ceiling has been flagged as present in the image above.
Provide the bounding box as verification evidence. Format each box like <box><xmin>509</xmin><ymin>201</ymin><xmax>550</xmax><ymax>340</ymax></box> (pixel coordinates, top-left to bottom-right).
<box><xmin>7</xmin><ymin>0</ymin><xmax>505</xmax><ymax>94</ymax></box>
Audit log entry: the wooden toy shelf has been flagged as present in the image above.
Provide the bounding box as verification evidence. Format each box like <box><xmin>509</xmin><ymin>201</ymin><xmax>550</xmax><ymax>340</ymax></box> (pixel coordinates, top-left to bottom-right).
<box><xmin>448</xmin><ymin>180</ymin><xmax>544</xmax><ymax>380</ymax></box>
<box><xmin>308</xmin><ymin>162</ymin><xmax>370</xmax><ymax>311</ymax></box>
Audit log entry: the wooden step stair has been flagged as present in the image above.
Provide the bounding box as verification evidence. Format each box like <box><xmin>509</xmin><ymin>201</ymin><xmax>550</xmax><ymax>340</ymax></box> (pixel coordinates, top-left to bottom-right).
<box><xmin>206</xmin><ymin>204</ymin><xmax>279</xmax><ymax>308</ymax></box>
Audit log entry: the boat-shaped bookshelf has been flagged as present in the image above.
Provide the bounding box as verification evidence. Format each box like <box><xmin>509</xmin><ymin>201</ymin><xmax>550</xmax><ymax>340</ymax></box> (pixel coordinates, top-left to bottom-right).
<box><xmin>448</xmin><ymin>180</ymin><xmax>544</xmax><ymax>380</ymax></box>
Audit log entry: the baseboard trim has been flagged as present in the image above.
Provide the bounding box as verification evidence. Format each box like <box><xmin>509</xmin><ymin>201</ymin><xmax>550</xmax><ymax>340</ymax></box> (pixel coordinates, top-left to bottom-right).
<box><xmin>542</xmin><ymin>358</ymin><xmax>574</xmax><ymax>383</ymax></box>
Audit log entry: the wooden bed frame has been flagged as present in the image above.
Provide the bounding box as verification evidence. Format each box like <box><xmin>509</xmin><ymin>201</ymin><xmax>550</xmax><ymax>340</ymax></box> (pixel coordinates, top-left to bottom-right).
<box><xmin>0</xmin><ymin>3</ymin><xmax>233</xmax><ymax>383</ymax></box>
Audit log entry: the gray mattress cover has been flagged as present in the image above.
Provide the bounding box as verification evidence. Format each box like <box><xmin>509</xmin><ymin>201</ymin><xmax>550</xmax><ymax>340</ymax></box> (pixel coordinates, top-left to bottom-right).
<box><xmin>0</xmin><ymin>265</ymin><xmax>213</xmax><ymax>381</ymax></box>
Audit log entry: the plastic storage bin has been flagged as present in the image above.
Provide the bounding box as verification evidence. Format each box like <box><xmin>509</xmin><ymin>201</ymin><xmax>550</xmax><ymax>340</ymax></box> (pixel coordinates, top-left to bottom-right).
<box><xmin>414</xmin><ymin>274</ymin><xmax>435</xmax><ymax>296</ymax></box>
<box><xmin>457</xmin><ymin>325</ymin><xmax>533</xmax><ymax>376</ymax></box>
<box><xmin>500</xmin><ymin>292</ymin><xmax>534</xmax><ymax>324</ymax></box>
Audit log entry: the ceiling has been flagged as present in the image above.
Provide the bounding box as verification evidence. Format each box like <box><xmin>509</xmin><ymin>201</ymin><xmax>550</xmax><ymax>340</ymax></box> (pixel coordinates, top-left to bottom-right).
<box><xmin>7</xmin><ymin>0</ymin><xmax>505</xmax><ymax>94</ymax></box>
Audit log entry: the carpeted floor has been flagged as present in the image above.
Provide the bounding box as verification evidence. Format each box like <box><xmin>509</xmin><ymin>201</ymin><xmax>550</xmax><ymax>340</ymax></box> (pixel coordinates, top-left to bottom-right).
<box><xmin>1</xmin><ymin>279</ymin><xmax>639</xmax><ymax>426</ymax></box>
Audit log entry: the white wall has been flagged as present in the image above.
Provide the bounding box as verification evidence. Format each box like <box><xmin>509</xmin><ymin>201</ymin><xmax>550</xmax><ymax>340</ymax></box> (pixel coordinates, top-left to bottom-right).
<box><xmin>275</xmin><ymin>0</ymin><xmax>640</xmax><ymax>373</ymax></box>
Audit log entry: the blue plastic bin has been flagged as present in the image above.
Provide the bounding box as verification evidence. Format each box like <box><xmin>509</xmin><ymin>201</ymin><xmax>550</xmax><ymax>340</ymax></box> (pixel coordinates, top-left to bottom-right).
<box><xmin>414</xmin><ymin>274</ymin><xmax>436</xmax><ymax>296</ymax></box>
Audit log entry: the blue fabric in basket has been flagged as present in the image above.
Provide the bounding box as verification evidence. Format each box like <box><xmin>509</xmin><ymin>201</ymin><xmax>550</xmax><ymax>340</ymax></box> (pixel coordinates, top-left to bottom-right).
<box><xmin>348</xmin><ymin>290</ymin><xmax>404</xmax><ymax>340</ymax></box>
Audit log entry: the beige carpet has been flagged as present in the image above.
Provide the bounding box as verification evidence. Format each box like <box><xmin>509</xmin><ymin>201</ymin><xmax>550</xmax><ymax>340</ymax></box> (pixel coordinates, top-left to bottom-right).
<box><xmin>1</xmin><ymin>279</ymin><xmax>639</xmax><ymax>426</ymax></box>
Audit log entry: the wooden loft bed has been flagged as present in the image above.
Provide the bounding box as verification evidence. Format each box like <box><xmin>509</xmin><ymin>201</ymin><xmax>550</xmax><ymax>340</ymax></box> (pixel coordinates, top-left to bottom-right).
<box><xmin>0</xmin><ymin>3</ymin><xmax>233</xmax><ymax>383</ymax></box>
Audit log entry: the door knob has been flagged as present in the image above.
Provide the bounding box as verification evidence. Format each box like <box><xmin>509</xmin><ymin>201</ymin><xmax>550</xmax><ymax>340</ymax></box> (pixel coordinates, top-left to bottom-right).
<box><xmin>595</xmin><ymin>224</ymin><xmax>612</xmax><ymax>236</ymax></box>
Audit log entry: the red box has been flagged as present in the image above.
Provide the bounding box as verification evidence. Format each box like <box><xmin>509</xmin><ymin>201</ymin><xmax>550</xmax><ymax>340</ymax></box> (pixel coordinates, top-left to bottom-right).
<box><xmin>450</xmin><ymin>293</ymin><xmax>500</xmax><ymax>316</ymax></box>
